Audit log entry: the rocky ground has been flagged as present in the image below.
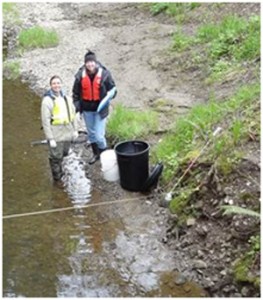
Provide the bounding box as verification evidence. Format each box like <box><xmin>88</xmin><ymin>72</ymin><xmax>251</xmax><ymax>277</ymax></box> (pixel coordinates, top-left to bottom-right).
<box><xmin>3</xmin><ymin>2</ymin><xmax>260</xmax><ymax>297</ymax></box>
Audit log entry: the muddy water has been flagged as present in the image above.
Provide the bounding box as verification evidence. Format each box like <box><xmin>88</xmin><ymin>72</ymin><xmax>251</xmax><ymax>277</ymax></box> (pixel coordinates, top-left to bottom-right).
<box><xmin>3</xmin><ymin>80</ymin><xmax>204</xmax><ymax>297</ymax></box>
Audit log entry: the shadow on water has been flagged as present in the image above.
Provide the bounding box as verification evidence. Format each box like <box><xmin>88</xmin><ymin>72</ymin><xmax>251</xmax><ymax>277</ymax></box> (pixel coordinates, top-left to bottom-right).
<box><xmin>3</xmin><ymin>80</ymin><xmax>204</xmax><ymax>297</ymax></box>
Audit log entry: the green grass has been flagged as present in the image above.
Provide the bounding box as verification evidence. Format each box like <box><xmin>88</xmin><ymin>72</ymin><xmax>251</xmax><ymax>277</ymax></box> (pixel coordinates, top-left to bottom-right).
<box><xmin>3</xmin><ymin>2</ymin><xmax>21</xmax><ymax>24</ymax></box>
<box><xmin>18</xmin><ymin>26</ymin><xmax>59</xmax><ymax>50</ymax></box>
<box><xmin>233</xmin><ymin>234</ymin><xmax>260</xmax><ymax>287</ymax></box>
<box><xmin>205</xmin><ymin>61</ymin><xmax>245</xmax><ymax>85</ymax></box>
<box><xmin>221</xmin><ymin>205</ymin><xmax>260</xmax><ymax>218</ymax></box>
<box><xmin>154</xmin><ymin>83</ymin><xmax>260</xmax><ymax>182</ymax></box>
<box><xmin>3</xmin><ymin>60</ymin><xmax>20</xmax><ymax>80</ymax></box>
<box><xmin>172</xmin><ymin>30</ymin><xmax>193</xmax><ymax>51</ymax></box>
<box><xmin>197</xmin><ymin>15</ymin><xmax>260</xmax><ymax>61</ymax></box>
<box><xmin>168</xmin><ymin>13</ymin><xmax>260</xmax><ymax>84</ymax></box>
<box><xmin>107</xmin><ymin>104</ymin><xmax>158</xmax><ymax>141</ymax></box>
<box><xmin>150</xmin><ymin>3</ymin><xmax>200</xmax><ymax>16</ymax></box>
<box><xmin>171</xmin><ymin>14</ymin><xmax>260</xmax><ymax>63</ymax></box>
<box><xmin>3</xmin><ymin>3</ymin><xmax>18</xmax><ymax>14</ymax></box>
<box><xmin>149</xmin><ymin>3</ymin><xmax>201</xmax><ymax>24</ymax></box>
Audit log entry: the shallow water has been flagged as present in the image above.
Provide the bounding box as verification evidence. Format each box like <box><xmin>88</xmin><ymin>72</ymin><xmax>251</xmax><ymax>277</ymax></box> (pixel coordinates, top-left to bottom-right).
<box><xmin>3</xmin><ymin>80</ymin><xmax>204</xmax><ymax>297</ymax></box>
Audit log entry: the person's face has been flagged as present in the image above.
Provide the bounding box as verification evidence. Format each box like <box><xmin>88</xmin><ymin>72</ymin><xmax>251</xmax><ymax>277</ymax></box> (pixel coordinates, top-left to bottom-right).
<box><xmin>85</xmin><ymin>60</ymin><xmax>96</xmax><ymax>73</ymax></box>
<box><xmin>50</xmin><ymin>78</ymin><xmax>62</xmax><ymax>93</ymax></box>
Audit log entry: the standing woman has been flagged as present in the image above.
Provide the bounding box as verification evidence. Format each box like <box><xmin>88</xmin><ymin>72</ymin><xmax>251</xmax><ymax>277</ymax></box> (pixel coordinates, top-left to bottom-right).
<box><xmin>72</xmin><ymin>50</ymin><xmax>117</xmax><ymax>164</ymax></box>
<box><xmin>41</xmin><ymin>75</ymin><xmax>78</xmax><ymax>187</ymax></box>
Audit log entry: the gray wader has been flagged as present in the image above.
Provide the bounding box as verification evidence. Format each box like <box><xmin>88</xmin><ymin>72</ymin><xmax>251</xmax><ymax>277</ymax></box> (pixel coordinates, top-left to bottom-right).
<box><xmin>48</xmin><ymin>141</ymin><xmax>71</xmax><ymax>181</ymax></box>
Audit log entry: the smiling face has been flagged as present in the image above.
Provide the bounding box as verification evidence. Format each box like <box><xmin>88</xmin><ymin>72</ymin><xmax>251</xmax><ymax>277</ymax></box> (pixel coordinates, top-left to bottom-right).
<box><xmin>85</xmin><ymin>60</ymin><xmax>97</xmax><ymax>74</ymax></box>
<box><xmin>50</xmin><ymin>77</ymin><xmax>62</xmax><ymax>94</ymax></box>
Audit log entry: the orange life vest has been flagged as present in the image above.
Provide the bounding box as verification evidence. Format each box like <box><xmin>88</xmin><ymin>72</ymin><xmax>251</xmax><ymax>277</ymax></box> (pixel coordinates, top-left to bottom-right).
<box><xmin>81</xmin><ymin>68</ymin><xmax>102</xmax><ymax>101</ymax></box>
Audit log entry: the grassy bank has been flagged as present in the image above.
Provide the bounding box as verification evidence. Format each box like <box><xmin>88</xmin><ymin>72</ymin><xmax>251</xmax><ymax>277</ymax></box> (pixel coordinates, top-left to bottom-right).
<box><xmin>147</xmin><ymin>3</ymin><xmax>260</xmax><ymax>293</ymax></box>
<box><xmin>154</xmin><ymin>83</ymin><xmax>260</xmax><ymax>183</ymax></box>
<box><xmin>19</xmin><ymin>26</ymin><xmax>59</xmax><ymax>50</ymax></box>
<box><xmin>107</xmin><ymin>104</ymin><xmax>158</xmax><ymax>143</ymax></box>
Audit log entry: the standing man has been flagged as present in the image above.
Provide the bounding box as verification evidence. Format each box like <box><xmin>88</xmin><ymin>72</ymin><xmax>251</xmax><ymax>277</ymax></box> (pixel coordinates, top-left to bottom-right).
<box><xmin>41</xmin><ymin>75</ymin><xmax>78</xmax><ymax>187</ymax></box>
<box><xmin>72</xmin><ymin>50</ymin><xmax>117</xmax><ymax>164</ymax></box>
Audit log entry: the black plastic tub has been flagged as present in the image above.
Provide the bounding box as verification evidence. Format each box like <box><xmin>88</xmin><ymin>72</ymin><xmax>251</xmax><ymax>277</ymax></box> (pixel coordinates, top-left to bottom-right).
<box><xmin>114</xmin><ymin>140</ymin><xmax>150</xmax><ymax>191</ymax></box>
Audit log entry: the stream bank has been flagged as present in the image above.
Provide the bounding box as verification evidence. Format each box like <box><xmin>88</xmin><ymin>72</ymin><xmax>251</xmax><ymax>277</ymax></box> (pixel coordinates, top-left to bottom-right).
<box><xmin>3</xmin><ymin>2</ymin><xmax>260</xmax><ymax>297</ymax></box>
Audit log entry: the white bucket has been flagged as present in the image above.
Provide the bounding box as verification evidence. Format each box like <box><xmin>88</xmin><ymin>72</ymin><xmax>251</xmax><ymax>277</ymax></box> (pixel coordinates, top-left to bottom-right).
<box><xmin>100</xmin><ymin>150</ymin><xmax>119</xmax><ymax>182</ymax></box>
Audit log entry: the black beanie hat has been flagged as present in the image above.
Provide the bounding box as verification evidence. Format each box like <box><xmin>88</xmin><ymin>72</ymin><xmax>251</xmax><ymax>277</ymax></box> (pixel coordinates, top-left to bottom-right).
<box><xmin>84</xmin><ymin>50</ymin><xmax>96</xmax><ymax>63</ymax></box>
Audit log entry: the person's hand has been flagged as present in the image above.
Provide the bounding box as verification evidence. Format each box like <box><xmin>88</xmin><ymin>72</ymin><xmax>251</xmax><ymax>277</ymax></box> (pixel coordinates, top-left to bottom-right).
<box><xmin>72</xmin><ymin>131</ymin><xmax>79</xmax><ymax>140</ymax></box>
<box><xmin>49</xmin><ymin>139</ymin><xmax>57</xmax><ymax>148</ymax></box>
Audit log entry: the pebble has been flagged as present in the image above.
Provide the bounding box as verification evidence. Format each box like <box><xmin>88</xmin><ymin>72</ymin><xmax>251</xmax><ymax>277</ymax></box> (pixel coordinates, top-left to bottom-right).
<box><xmin>212</xmin><ymin>199</ymin><xmax>219</xmax><ymax>206</ymax></box>
<box><xmin>223</xmin><ymin>285</ymin><xmax>231</xmax><ymax>293</ymax></box>
<box><xmin>197</xmin><ymin>249</ymin><xmax>204</xmax><ymax>258</ymax></box>
<box><xmin>174</xmin><ymin>273</ymin><xmax>187</xmax><ymax>285</ymax></box>
<box><xmin>162</xmin><ymin>237</ymin><xmax>168</xmax><ymax>244</ymax></box>
<box><xmin>195</xmin><ymin>200</ymin><xmax>203</xmax><ymax>209</ymax></box>
<box><xmin>224</xmin><ymin>187</ymin><xmax>232</xmax><ymax>195</ymax></box>
<box><xmin>196</xmin><ymin>225</ymin><xmax>208</xmax><ymax>237</ymax></box>
<box><xmin>241</xmin><ymin>286</ymin><xmax>250</xmax><ymax>297</ymax></box>
<box><xmin>233</xmin><ymin>293</ymin><xmax>242</xmax><ymax>297</ymax></box>
<box><xmin>192</xmin><ymin>259</ymin><xmax>208</xmax><ymax>269</ymax></box>
<box><xmin>203</xmin><ymin>278</ymin><xmax>214</xmax><ymax>288</ymax></box>
<box><xmin>228</xmin><ymin>199</ymin><xmax>234</xmax><ymax>205</ymax></box>
<box><xmin>186</xmin><ymin>217</ymin><xmax>196</xmax><ymax>226</ymax></box>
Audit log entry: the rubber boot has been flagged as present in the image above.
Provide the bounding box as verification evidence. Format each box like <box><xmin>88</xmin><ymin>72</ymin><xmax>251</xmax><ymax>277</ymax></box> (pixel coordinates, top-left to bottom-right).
<box><xmin>89</xmin><ymin>143</ymin><xmax>100</xmax><ymax>165</ymax></box>
<box><xmin>98</xmin><ymin>147</ymin><xmax>107</xmax><ymax>155</ymax></box>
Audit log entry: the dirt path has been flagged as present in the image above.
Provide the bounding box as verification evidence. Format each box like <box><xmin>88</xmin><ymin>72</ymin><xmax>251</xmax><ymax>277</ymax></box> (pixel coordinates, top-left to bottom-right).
<box><xmin>18</xmin><ymin>3</ymin><xmax>196</xmax><ymax>112</ymax></box>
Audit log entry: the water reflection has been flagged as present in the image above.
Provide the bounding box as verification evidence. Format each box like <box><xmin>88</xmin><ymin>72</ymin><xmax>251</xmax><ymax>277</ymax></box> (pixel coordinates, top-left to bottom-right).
<box><xmin>3</xmin><ymin>80</ymin><xmax>203</xmax><ymax>297</ymax></box>
<box><xmin>61</xmin><ymin>148</ymin><xmax>91</xmax><ymax>204</ymax></box>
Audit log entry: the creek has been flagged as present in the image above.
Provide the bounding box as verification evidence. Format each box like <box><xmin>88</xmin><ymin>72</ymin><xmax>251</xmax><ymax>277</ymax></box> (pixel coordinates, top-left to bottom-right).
<box><xmin>3</xmin><ymin>79</ymin><xmax>203</xmax><ymax>297</ymax></box>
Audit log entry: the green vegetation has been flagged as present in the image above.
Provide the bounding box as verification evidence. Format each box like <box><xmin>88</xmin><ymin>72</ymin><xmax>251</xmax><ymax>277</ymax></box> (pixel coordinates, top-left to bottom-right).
<box><xmin>221</xmin><ymin>205</ymin><xmax>260</xmax><ymax>218</ymax></box>
<box><xmin>107</xmin><ymin>104</ymin><xmax>158</xmax><ymax>141</ymax></box>
<box><xmin>169</xmin><ymin>187</ymin><xmax>197</xmax><ymax>215</ymax></box>
<box><xmin>154</xmin><ymin>83</ymin><xmax>260</xmax><ymax>182</ymax></box>
<box><xmin>3</xmin><ymin>3</ymin><xmax>18</xmax><ymax>14</ymax></box>
<box><xmin>3</xmin><ymin>2</ymin><xmax>21</xmax><ymax>24</ymax></box>
<box><xmin>147</xmin><ymin>4</ymin><xmax>260</xmax><ymax>96</ymax></box>
<box><xmin>171</xmin><ymin>14</ymin><xmax>260</xmax><ymax>81</ymax></box>
<box><xmin>149</xmin><ymin>3</ymin><xmax>201</xmax><ymax>24</ymax></box>
<box><xmin>205</xmin><ymin>61</ymin><xmax>243</xmax><ymax>85</ymax></box>
<box><xmin>3</xmin><ymin>60</ymin><xmax>20</xmax><ymax>80</ymax></box>
<box><xmin>197</xmin><ymin>15</ymin><xmax>260</xmax><ymax>61</ymax></box>
<box><xmin>19</xmin><ymin>26</ymin><xmax>59</xmax><ymax>50</ymax></box>
<box><xmin>150</xmin><ymin>3</ymin><xmax>200</xmax><ymax>17</ymax></box>
<box><xmin>233</xmin><ymin>234</ymin><xmax>260</xmax><ymax>287</ymax></box>
<box><xmin>172</xmin><ymin>30</ymin><xmax>193</xmax><ymax>51</ymax></box>
<box><xmin>148</xmin><ymin>4</ymin><xmax>260</xmax><ymax>293</ymax></box>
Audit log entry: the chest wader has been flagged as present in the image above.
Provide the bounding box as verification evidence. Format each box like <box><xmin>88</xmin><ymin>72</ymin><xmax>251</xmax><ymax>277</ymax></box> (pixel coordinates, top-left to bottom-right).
<box><xmin>49</xmin><ymin>141</ymin><xmax>71</xmax><ymax>182</ymax></box>
<box><xmin>48</xmin><ymin>95</ymin><xmax>73</xmax><ymax>182</ymax></box>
